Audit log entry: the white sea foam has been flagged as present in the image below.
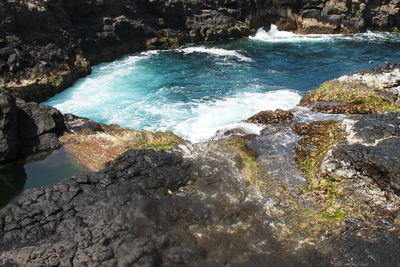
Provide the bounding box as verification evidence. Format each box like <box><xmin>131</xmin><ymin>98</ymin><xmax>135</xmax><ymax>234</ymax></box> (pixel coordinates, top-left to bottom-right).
<box><xmin>97</xmin><ymin>53</ymin><xmax>154</xmax><ymax>73</ymax></box>
<box><xmin>168</xmin><ymin>90</ymin><xmax>301</xmax><ymax>142</ymax></box>
<box><xmin>250</xmin><ymin>24</ymin><xmax>400</xmax><ymax>43</ymax></box>
<box><xmin>249</xmin><ymin>25</ymin><xmax>338</xmax><ymax>42</ymax></box>
<box><xmin>179</xmin><ymin>46</ymin><xmax>253</xmax><ymax>62</ymax></box>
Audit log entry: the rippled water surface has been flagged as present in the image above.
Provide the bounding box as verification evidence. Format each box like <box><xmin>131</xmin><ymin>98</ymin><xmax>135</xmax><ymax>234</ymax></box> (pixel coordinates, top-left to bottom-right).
<box><xmin>44</xmin><ymin>26</ymin><xmax>400</xmax><ymax>142</ymax></box>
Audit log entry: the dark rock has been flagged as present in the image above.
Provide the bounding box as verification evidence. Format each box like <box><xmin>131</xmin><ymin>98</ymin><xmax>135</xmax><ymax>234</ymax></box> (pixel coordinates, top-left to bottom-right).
<box><xmin>343</xmin><ymin>112</ymin><xmax>400</xmax><ymax>145</ymax></box>
<box><xmin>16</xmin><ymin>100</ymin><xmax>66</xmax><ymax>139</ymax></box>
<box><xmin>6</xmin><ymin>54</ymin><xmax>18</xmax><ymax>66</ymax></box>
<box><xmin>0</xmin><ymin>90</ymin><xmax>19</xmax><ymax>163</ymax></box>
<box><xmin>333</xmin><ymin>137</ymin><xmax>400</xmax><ymax>193</ymax></box>
<box><xmin>113</xmin><ymin>18</ymin><xmax>141</xmax><ymax>41</ymax></box>
<box><xmin>310</xmin><ymin>102</ymin><xmax>375</xmax><ymax>114</ymax></box>
<box><xmin>16</xmin><ymin>100</ymin><xmax>65</xmax><ymax>155</ymax></box>
<box><xmin>0</xmin><ymin>59</ymin><xmax>6</xmax><ymax>71</ymax></box>
<box><xmin>326</xmin><ymin>113</ymin><xmax>400</xmax><ymax>193</ymax></box>
<box><xmin>318</xmin><ymin>219</ymin><xmax>400</xmax><ymax>267</ymax></box>
<box><xmin>19</xmin><ymin>133</ymin><xmax>61</xmax><ymax>155</ymax></box>
<box><xmin>302</xmin><ymin>9</ymin><xmax>321</xmax><ymax>20</ymax></box>
<box><xmin>63</xmin><ymin>113</ymin><xmax>104</xmax><ymax>133</ymax></box>
<box><xmin>247</xmin><ymin>109</ymin><xmax>294</xmax><ymax>124</ymax></box>
<box><xmin>8</xmin><ymin>63</ymin><xmax>20</xmax><ymax>73</ymax></box>
<box><xmin>0</xmin><ymin>149</ymin><xmax>195</xmax><ymax>265</ymax></box>
<box><xmin>0</xmin><ymin>90</ymin><xmax>66</xmax><ymax>163</ymax></box>
<box><xmin>0</xmin><ymin>146</ymin><xmax>318</xmax><ymax>266</ymax></box>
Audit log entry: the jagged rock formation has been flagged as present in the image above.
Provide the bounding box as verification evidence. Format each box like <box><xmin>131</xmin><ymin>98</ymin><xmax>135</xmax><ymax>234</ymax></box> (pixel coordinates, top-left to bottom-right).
<box><xmin>1</xmin><ymin>0</ymin><xmax>399</xmax><ymax>102</ymax></box>
<box><xmin>0</xmin><ymin>89</ymin><xmax>65</xmax><ymax>164</ymax></box>
<box><xmin>295</xmin><ymin>0</ymin><xmax>400</xmax><ymax>33</ymax></box>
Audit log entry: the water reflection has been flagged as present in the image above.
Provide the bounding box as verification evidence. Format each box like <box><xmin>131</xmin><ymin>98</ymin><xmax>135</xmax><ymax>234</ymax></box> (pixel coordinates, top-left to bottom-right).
<box><xmin>0</xmin><ymin>147</ymin><xmax>85</xmax><ymax>207</ymax></box>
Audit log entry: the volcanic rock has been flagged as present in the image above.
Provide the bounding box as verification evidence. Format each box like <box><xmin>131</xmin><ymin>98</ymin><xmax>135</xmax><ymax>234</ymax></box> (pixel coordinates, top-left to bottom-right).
<box><xmin>247</xmin><ymin>109</ymin><xmax>294</xmax><ymax>124</ymax></box>
<box><xmin>0</xmin><ymin>90</ymin><xmax>19</xmax><ymax>162</ymax></box>
<box><xmin>0</xmin><ymin>89</ymin><xmax>66</xmax><ymax>163</ymax></box>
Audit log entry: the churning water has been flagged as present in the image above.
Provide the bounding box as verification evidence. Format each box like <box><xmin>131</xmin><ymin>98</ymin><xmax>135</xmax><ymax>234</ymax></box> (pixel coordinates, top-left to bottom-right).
<box><xmin>44</xmin><ymin>25</ymin><xmax>400</xmax><ymax>142</ymax></box>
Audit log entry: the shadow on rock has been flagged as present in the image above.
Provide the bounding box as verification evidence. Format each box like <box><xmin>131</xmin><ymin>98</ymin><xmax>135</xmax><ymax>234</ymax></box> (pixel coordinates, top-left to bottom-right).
<box><xmin>0</xmin><ymin>161</ymin><xmax>26</xmax><ymax>208</ymax></box>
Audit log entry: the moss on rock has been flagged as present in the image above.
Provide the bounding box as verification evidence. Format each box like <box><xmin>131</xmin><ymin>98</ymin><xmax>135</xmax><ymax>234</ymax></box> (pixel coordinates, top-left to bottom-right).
<box><xmin>60</xmin><ymin>127</ymin><xmax>183</xmax><ymax>171</ymax></box>
<box><xmin>294</xmin><ymin>120</ymin><xmax>348</xmax><ymax>223</ymax></box>
<box><xmin>300</xmin><ymin>80</ymin><xmax>400</xmax><ymax>114</ymax></box>
<box><xmin>225</xmin><ymin>137</ymin><xmax>261</xmax><ymax>185</ymax></box>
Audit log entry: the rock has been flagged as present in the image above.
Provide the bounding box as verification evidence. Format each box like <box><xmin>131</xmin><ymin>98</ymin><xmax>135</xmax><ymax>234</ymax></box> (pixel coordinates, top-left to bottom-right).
<box><xmin>0</xmin><ymin>59</ymin><xmax>5</xmax><ymax>71</ymax></box>
<box><xmin>0</xmin><ymin>142</ymin><xmax>322</xmax><ymax>266</ymax></box>
<box><xmin>16</xmin><ymin>100</ymin><xmax>65</xmax><ymax>139</ymax></box>
<box><xmin>63</xmin><ymin>113</ymin><xmax>104</xmax><ymax>133</ymax></box>
<box><xmin>113</xmin><ymin>18</ymin><xmax>142</xmax><ymax>41</ymax></box>
<box><xmin>0</xmin><ymin>89</ymin><xmax>66</xmax><ymax>163</ymax></box>
<box><xmin>324</xmin><ymin>113</ymin><xmax>400</xmax><ymax>193</ymax></box>
<box><xmin>0</xmin><ymin>90</ymin><xmax>19</xmax><ymax>163</ymax></box>
<box><xmin>333</xmin><ymin>137</ymin><xmax>400</xmax><ymax>192</ymax></box>
<box><xmin>1</xmin><ymin>133</ymin><xmax>399</xmax><ymax>266</ymax></box>
<box><xmin>310</xmin><ymin>102</ymin><xmax>375</xmax><ymax>114</ymax></box>
<box><xmin>300</xmin><ymin>63</ymin><xmax>400</xmax><ymax>114</ymax></box>
<box><xmin>294</xmin><ymin>112</ymin><xmax>400</xmax><ymax>266</ymax></box>
<box><xmin>60</xmin><ymin>114</ymin><xmax>182</xmax><ymax>171</ymax></box>
<box><xmin>246</xmin><ymin>109</ymin><xmax>294</xmax><ymax>124</ymax></box>
<box><xmin>6</xmin><ymin>54</ymin><xmax>18</xmax><ymax>66</ymax></box>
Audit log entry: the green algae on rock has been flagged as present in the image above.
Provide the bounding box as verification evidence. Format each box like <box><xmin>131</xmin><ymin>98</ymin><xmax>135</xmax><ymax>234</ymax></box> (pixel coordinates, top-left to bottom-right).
<box><xmin>299</xmin><ymin>63</ymin><xmax>400</xmax><ymax>114</ymax></box>
<box><xmin>225</xmin><ymin>137</ymin><xmax>262</xmax><ymax>185</ymax></box>
<box><xmin>60</xmin><ymin>115</ymin><xmax>183</xmax><ymax>171</ymax></box>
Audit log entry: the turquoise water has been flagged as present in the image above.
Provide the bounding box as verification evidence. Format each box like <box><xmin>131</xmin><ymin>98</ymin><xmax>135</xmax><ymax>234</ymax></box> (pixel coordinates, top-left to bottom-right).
<box><xmin>0</xmin><ymin>148</ymin><xmax>85</xmax><ymax>207</ymax></box>
<box><xmin>44</xmin><ymin>26</ymin><xmax>400</xmax><ymax>141</ymax></box>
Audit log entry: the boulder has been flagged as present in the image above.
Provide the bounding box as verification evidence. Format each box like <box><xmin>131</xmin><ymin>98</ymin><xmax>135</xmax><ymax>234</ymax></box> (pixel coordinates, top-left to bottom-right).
<box><xmin>246</xmin><ymin>109</ymin><xmax>294</xmax><ymax>124</ymax></box>
<box><xmin>0</xmin><ymin>89</ymin><xmax>66</xmax><ymax>164</ymax></box>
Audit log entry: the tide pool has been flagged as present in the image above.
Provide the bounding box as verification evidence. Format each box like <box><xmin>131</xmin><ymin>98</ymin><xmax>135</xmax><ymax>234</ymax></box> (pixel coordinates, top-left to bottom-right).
<box><xmin>0</xmin><ymin>148</ymin><xmax>85</xmax><ymax>207</ymax></box>
<box><xmin>44</xmin><ymin>26</ymin><xmax>400</xmax><ymax>142</ymax></box>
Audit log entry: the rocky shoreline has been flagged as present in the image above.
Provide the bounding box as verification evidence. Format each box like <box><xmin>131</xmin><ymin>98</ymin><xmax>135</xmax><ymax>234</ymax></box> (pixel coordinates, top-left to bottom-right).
<box><xmin>1</xmin><ymin>1</ymin><xmax>400</xmax><ymax>265</ymax></box>
<box><xmin>0</xmin><ymin>63</ymin><xmax>399</xmax><ymax>266</ymax></box>
<box><xmin>1</xmin><ymin>0</ymin><xmax>400</xmax><ymax>103</ymax></box>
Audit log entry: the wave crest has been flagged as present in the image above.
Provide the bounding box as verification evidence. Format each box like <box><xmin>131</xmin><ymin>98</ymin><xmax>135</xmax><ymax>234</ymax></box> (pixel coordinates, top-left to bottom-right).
<box><xmin>178</xmin><ymin>46</ymin><xmax>252</xmax><ymax>62</ymax></box>
<box><xmin>250</xmin><ymin>24</ymin><xmax>400</xmax><ymax>43</ymax></box>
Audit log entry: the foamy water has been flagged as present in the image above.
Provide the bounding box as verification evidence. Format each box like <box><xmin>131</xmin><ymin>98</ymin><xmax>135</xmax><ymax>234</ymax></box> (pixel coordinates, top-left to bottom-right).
<box><xmin>178</xmin><ymin>46</ymin><xmax>253</xmax><ymax>62</ymax></box>
<box><xmin>250</xmin><ymin>24</ymin><xmax>400</xmax><ymax>43</ymax></box>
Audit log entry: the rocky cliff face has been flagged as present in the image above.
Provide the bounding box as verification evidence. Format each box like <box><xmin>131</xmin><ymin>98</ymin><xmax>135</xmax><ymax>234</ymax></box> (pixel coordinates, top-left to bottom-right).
<box><xmin>1</xmin><ymin>0</ymin><xmax>399</xmax><ymax>102</ymax></box>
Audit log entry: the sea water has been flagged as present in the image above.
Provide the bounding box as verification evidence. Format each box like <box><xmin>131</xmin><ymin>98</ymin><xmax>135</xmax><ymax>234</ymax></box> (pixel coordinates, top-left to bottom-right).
<box><xmin>44</xmin><ymin>26</ymin><xmax>400</xmax><ymax>142</ymax></box>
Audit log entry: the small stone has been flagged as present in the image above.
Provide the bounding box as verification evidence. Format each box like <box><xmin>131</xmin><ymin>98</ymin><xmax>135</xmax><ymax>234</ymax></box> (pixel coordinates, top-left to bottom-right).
<box><xmin>7</xmin><ymin>53</ymin><xmax>18</xmax><ymax>66</ymax></box>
